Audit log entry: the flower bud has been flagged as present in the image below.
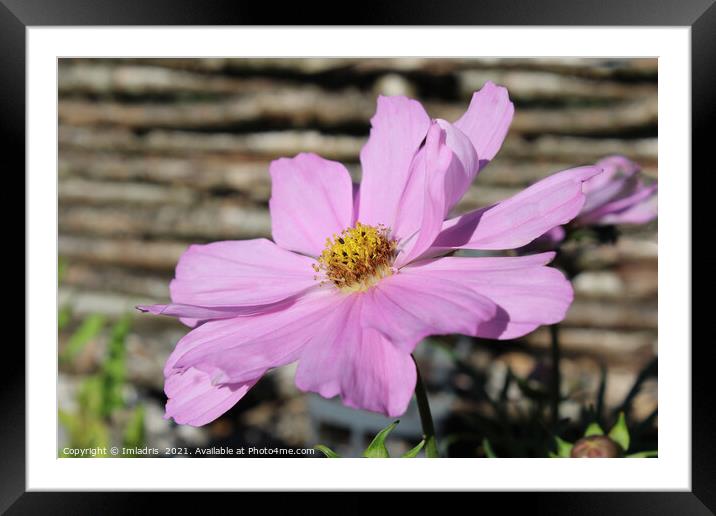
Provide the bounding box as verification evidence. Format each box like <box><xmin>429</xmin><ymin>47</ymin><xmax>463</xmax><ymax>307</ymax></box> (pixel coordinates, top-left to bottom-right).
<box><xmin>570</xmin><ymin>435</ymin><xmax>623</xmax><ymax>458</ymax></box>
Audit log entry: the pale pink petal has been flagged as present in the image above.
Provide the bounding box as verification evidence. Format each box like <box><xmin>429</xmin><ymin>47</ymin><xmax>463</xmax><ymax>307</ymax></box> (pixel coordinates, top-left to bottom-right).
<box><xmin>351</xmin><ymin>182</ymin><xmax>361</xmax><ymax>225</ymax></box>
<box><xmin>583</xmin><ymin>155</ymin><xmax>640</xmax><ymax>195</ymax></box>
<box><xmin>361</xmin><ymin>268</ymin><xmax>498</xmax><ymax>351</ymax></box>
<box><xmin>161</xmin><ymin>289</ymin><xmax>338</xmax><ymax>425</ymax></box>
<box><xmin>437</xmin><ymin>119</ymin><xmax>480</xmax><ymax>212</ymax></box>
<box><xmin>581</xmin><ymin>156</ymin><xmax>641</xmax><ymax>213</ymax></box>
<box><xmin>269</xmin><ymin>153</ymin><xmax>354</xmax><ymax>256</ymax></box>
<box><xmin>517</xmin><ymin>226</ymin><xmax>567</xmax><ymax>254</ymax></box>
<box><xmin>579</xmin><ymin>183</ymin><xmax>657</xmax><ymax>226</ymax></box>
<box><xmin>431</xmin><ymin>166</ymin><xmax>602</xmax><ymax>251</ymax></box>
<box><xmin>357</xmin><ymin>96</ymin><xmax>431</xmax><ymax>230</ymax></box>
<box><xmin>163</xmin><ymin>314</ymin><xmax>263</xmax><ymax>426</ymax></box>
<box><xmin>170</xmin><ymin>239</ymin><xmax>316</xmax><ymax>307</ymax></box>
<box><xmin>454</xmin><ymin>81</ymin><xmax>514</xmax><ymax>169</ymax></box>
<box><xmin>136</xmin><ymin>302</ymin><xmax>286</xmax><ymax>322</ymax></box>
<box><xmin>403</xmin><ymin>252</ymin><xmax>573</xmax><ymax>340</ymax></box>
<box><xmin>294</xmin><ymin>295</ymin><xmax>417</xmax><ymax>417</ymax></box>
<box><xmin>292</xmin><ymin>296</ymin><xmax>358</xmax><ymax>401</ymax></box>
<box><xmin>394</xmin><ymin>122</ymin><xmax>456</xmax><ymax>267</ymax></box>
<box><xmin>164</xmin><ymin>368</ymin><xmax>255</xmax><ymax>427</ymax></box>
<box><xmin>339</xmin><ymin>327</ymin><xmax>417</xmax><ymax>417</ymax></box>
<box><xmin>150</xmin><ymin>238</ymin><xmax>319</xmax><ymax>327</ymax></box>
<box><xmin>171</xmin><ymin>289</ymin><xmax>337</xmax><ymax>385</ymax></box>
<box><xmin>391</xmin><ymin>121</ymin><xmax>485</xmax><ymax>266</ymax></box>
<box><xmin>599</xmin><ymin>191</ymin><xmax>657</xmax><ymax>224</ymax></box>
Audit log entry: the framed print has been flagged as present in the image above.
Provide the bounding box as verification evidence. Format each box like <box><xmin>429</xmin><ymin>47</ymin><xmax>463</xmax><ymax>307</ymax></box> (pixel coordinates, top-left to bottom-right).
<box><xmin>6</xmin><ymin>0</ymin><xmax>712</xmax><ymax>512</ymax></box>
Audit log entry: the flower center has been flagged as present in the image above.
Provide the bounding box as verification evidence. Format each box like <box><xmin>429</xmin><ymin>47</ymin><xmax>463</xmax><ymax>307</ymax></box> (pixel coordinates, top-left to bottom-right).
<box><xmin>313</xmin><ymin>222</ymin><xmax>397</xmax><ymax>293</ymax></box>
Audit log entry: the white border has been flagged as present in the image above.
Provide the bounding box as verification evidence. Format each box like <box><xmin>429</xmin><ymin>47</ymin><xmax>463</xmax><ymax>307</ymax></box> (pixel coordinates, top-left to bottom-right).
<box><xmin>28</xmin><ymin>27</ymin><xmax>690</xmax><ymax>491</ymax></box>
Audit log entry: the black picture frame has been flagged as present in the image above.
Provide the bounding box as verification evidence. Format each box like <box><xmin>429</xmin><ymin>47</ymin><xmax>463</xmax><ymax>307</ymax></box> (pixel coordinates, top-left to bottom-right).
<box><xmin>5</xmin><ymin>0</ymin><xmax>711</xmax><ymax>512</ymax></box>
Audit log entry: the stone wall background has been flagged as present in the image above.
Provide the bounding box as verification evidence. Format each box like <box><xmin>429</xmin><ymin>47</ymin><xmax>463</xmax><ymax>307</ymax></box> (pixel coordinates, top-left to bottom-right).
<box><xmin>57</xmin><ymin>58</ymin><xmax>657</xmax><ymax>456</ymax></box>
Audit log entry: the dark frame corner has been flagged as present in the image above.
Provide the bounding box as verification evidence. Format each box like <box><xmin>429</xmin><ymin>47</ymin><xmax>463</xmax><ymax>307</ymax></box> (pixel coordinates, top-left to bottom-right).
<box><xmin>6</xmin><ymin>0</ymin><xmax>713</xmax><ymax>513</ymax></box>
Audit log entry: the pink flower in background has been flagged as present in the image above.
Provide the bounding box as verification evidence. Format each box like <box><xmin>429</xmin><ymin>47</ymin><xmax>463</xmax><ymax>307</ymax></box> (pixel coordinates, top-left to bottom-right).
<box><xmin>526</xmin><ymin>155</ymin><xmax>657</xmax><ymax>250</ymax></box>
<box><xmin>577</xmin><ymin>155</ymin><xmax>657</xmax><ymax>226</ymax></box>
<box><xmin>138</xmin><ymin>82</ymin><xmax>601</xmax><ymax>426</ymax></box>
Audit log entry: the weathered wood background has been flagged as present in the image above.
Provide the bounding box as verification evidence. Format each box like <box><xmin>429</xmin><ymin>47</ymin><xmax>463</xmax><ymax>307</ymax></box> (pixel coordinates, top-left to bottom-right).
<box><xmin>58</xmin><ymin>58</ymin><xmax>657</xmax><ymax>450</ymax></box>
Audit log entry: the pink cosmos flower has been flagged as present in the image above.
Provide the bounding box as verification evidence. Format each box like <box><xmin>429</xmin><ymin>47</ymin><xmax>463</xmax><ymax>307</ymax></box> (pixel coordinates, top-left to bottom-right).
<box><xmin>138</xmin><ymin>82</ymin><xmax>601</xmax><ymax>426</ymax></box>
<box><xmin>576</xmin><ymin>155</ymin><xmax>657</xmax><ymax>226</ymax></box>
<box><xmin>528</xmin><ymin>155</ymin><xmax>657</xmax><ymax>250</ymax></box>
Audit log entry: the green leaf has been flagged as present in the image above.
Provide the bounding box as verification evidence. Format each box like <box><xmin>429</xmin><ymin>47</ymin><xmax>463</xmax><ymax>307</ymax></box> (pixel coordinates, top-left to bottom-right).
<box><xmin>61</xmin><ymin>314</ymin><xmax>105</xmax><ymax>363</ymax></box>
<box><xmin>401</xmin><ymin>439</ymin><xmax>425</xmax><ymax>458</ymax></box>
<box><xmin>608</xmin><ymin>412</ymin><xmax>630</xmax><ymax>451</ymax></box>
<box><xmin>584</xmin><ymin>422</ymin><xmax>604</xmax><ymax>437</ymax></box>
<box><xmin>58</xmin><ymin>409</ymin><xmax>76</xmax><ymax>433</ymax></box>
<box><xmin>123</xmin><ymin>405</ymin><xmax>145</xmax><ymax>451</ymax></box>
<box><xmin>363</xmin><ymin>421</ymin><xmax>398</xmax><ymax>458</ymax></box>
<box><xmin>554</xmin><ymin>436</ymin><xmax>573</xmax><ymax>458</ymax></box>
<box><xmin>100</xmin><ymin>315</ymin><xmax>132</xmax><ymax>415</ymax></box>
<box><xmin>314</xmin><ymin>445</ymin><xmax>340</xmax><ymax>458</ymax></box>
<box><xmin>482</xmin><ymin>438</ymin><xmax>497</xmax><ymax>458</ymax></box>
<box><xmin>58</xmin><ymin>304</ymin><xmax>73</xmax><ymax>331</ymax></box>
<box><xmin>58</xmin><ymin>257</ymin><xmax>68</xmax><ymax>286</ymax></box>
<box><xmin>78</xmin><ymin>375</ymin><xmax>105</xmax><ymax>417</ymax></box>
<box><xmin>626</xmin><ymin>450</ymin><xmax>658</xmax><ymax>458</ymax></box>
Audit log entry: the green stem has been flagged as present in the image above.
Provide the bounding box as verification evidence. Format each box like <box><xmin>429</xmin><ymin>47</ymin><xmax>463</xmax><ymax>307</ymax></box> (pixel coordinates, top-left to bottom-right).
<box><xmin>550</xmin><ymin>324</ymin><xmax>561</xmax><ymax>430</ymax></box>
<box><xmin>413</xmin><ymin>357</ymin><xmax>439</xmax><ymax>458</ymax></box>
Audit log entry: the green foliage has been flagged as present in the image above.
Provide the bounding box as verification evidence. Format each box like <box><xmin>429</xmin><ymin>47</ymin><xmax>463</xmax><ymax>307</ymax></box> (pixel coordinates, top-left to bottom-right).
<box><xmin>401</xmin><ymin>439</ymin><xmax>426</xmax><ymax>458</ymax></box>
<box><xmin>608</xmin><ymin>412</ymin><xmax>630</xmax><ymax>451</ymax></box>
<box><xmin>482</xmin><ymin>438</ymin><xmax>497</xmax><ymax>458</ymax></box>
<box><xmin>100</xmin><ymin>315</ymin><xmax>131</xmax><ymax>417</ymax></box>
<box><xmin>363</xmin><ymin>421</ymin><xmax>398</xmax><ymax>458</ymax></box>
<box><xmin>551</xmin><ymin>412</ymin><xmax>657</xmax><ymax>458</ymax></box>
<box><xmin>58</xmin><ymin>305</ymin><xmax>73</xmax><ymax>331</ymax></box>
<box><xmin>58</xmin><ymin>294</ymin><xmax>144</xmax><ymax>457</ymax></box>
<box><xmin>314</xmin><ymin>445</ymin><xmax>340</xmax><ymax>458</ymax></box>
<box><xmin>60</xmin><ymin>314</ymin><xmax>105</xmax><ymax>364</ymax></box>
<box><xmin>315</xmin><ymin>421</ymin><xmax>426</xmax><ymax>458</ymax></box>
<box><xmin>552</xmin><ymin>436</ymin><xmax>573</xmax><ymax>458</ymax></box>
<box><xmin>437</xmin><ymin>340</ymin><xmax>658</xmax><ymax>458</ymax></box>
<box><xmin>123</xmin><ymin>405</ymin><xmax>146</xmax><ymax>452</ymax></box>
<box><xmin>58</xmin><ymin>256</ymin><xmax>68</xmax><ymax>286</ymax></box>
<box><xmin>625</xmin><ymin>450</ymin><xmax>658</xmax><ymax>458</ymax></box>
<box><xmin>58</xmin><ymin>407</ymin><xmax>110</xmax><ymax>457</ymax></box>
<box><xmin>584</xmin><ymin>422</ymin><xmax>605</xmax><ymax>437</ymax></box>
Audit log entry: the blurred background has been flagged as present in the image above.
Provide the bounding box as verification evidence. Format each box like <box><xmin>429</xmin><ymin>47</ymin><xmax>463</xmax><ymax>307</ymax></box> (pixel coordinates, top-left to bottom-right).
<box><xmin>57</xmin><ymin>58</ymin><xmax>657</xmax><ymax>458</ymax></box>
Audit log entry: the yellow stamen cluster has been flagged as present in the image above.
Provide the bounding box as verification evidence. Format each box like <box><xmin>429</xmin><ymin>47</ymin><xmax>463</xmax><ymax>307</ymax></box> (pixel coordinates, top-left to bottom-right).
<box><xmin>314</xmin><ymin>222</ymin><xmax>397</xmax><ymax>293</ymax></box>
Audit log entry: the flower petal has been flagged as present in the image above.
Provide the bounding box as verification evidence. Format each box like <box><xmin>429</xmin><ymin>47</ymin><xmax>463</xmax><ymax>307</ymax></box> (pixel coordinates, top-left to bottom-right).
<box><xmin>172</xmin><ymin>239</ymin><xmax>316</xmax><ymax>306</ymax></box>
<box><xmin>164</xmin><ymin>368</ymin><xmax>255</xmax><ymax>427</ymax></box>
<box><xmin>517</xmin><ymin>225</ymin><xmax>567</xmax><ymax>254</ymax></box>
<box><xmin>357</xmin><ymin>95</ymin><xmax>431</xmax><ymax>230</ymax></box>
<box><xmin>137</xmin><ymin>302</ymin><xmax>284</xmax><ymax>322</ymax></box>
<box><xmin>163</xmin><ymin>289</ymin><xmax>339</xmax><ymax>425</ymax></box>
<box><xmin>294</xmin><ymin>295</ymin><xmax>417</xmax><ymax>418</ymax></box>
<box><xmin>579</xmin><ymin>182</ymin><xmax>657</xmax><ymax>226</ymax></box>
<box><xmin>170</xmin><ymin>289</ymin><xmax>337</xmax><ymax>385</ymax></box>
<box><xmin>438</xmin><ymin>119</ymin><xmax>480</xmax><ymax>213</ymax></box>
<box><xmin>454</xmin><ymin>81</ymin><xmax>514</xmax><ymax>170</ymax></box>
<box><xmin>394</xmin><ymin>122</ymin><xmax>457</xmax><ymax>267</ymax></box>
<box><xmin>583</xmin><ymin>156</ymin><xmax>640</xmax><ymax>197</ymax></box>
<box><xmin>147</xmin><ymin>238</ymin><xmax>318</xmax><ymax>326</ymax></box>
<box><xmin>598</xmin><ymin>189</ymin><xmax>657</xmax><ymax>225</ymax></box>
<box><xmin>339</xmin><ymin>327</ymin><xmax>417</xmax><ymax>417</ymax></box>
<box><xmin>361</xmin><ymin>267</ymin><xmax>498</xmax><ymax>351</ymax></box>
<box><xmin>403</xmin><ymin>252</ymin><xmax>573</xmax><ymax>340</ymax></box>
<box><xmin>269</xmin><ymin>153</ymin><xmax>354</xmax><ymax>256</ymax></box>
<box><xmin>431</xmin><ymin>166</ymin><xmax>602</xmax><ymax>251</ymax></box>
<box><xmin>162</xmin><ymin>316</ymin><xmax>262</xmax><ymax>426</ymax></box>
